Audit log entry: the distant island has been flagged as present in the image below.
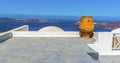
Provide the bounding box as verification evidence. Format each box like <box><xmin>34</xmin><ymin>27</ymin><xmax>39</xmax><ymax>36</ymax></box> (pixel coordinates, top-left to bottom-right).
<box><xmin>0</xmin><ymin>17</ymin><xmax>47</xmax><ymax>23</ymax></box>
<box><xmin>95</xmin><ymin>22</ymin><xmax>120</xmax><ymax>30</ymax></box>
<box><xmin>75</xmin><ymin>21</ymin><xmax>120</xmax><ymax>31</ymax></box>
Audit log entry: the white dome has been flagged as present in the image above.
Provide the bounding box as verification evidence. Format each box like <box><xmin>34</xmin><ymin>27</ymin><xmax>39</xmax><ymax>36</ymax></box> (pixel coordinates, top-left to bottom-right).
<box><xmin>39</xmin><ymin>26</ymin><xmax>64</xmax><ymax>32</ymax></box>
<box><xmin>111</xmin><ymin>28</ymin><xmax>120</xmax><ymax>33</ymax></box>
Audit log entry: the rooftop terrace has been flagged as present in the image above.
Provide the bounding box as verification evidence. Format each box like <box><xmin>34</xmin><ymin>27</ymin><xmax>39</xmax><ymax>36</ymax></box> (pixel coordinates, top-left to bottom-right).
<box><xmin>0</xmin><ymin>25</ymin><xmax>120</xmax><ymax>63</ymax></box>
<box><xmin>0</xmin><ymin>37</ymin><xmax>99</xmax><ymax>63</ymax></box>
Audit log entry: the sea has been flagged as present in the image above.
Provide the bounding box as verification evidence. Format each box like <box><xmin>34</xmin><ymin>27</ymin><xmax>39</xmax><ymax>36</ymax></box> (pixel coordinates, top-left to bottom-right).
<box><xmin>0</xmin><ymin>15</ymin><xmax>119</xmax><ymax>32</ymax></box>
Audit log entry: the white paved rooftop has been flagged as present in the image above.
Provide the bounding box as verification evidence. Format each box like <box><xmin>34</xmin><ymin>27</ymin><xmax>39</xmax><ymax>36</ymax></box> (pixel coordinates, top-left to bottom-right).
<box><xmin>0</xmin><ymin>37</ymin><xmax>119</xmax><ymax>63</ymax></box>
<box><xmin>0</xmin><ymin>37</ymin><xmax>99</xmax><ymax>63</ymax></box>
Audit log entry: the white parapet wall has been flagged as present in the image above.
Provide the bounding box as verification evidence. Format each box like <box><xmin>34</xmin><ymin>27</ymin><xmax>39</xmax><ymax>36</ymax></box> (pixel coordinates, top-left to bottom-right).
<box><xmin>93</xmin><ymin>32</ymin><xmax>98</xmax><ymax>43</ymax></box>
<box><xmin>12</xmin><ymin>25</ymin><xmax>29</xmax><ymax>31</ymax></box>
<box><xmin>0</xmin><ymin>25</ymin><xmax>29</xmax><ymax>42</ymax></box>
<box><xmin>88</xmin><ymin>32</ymin><xmax>120</xmax><ymax>55</ymax></box>
<box><xmin>12</xmin><ymin>31</ymin><xmax>80</xmax><ymax>37</ymax></box>
<box><xmin>97</xmin><ymin>32</ymin><xmax>113</xmax><ymax>54</ymax></box>
<box><xmin>0</xmin><ymin>32</ymin><xmax>12</xmax><ymax>42</ymax></box>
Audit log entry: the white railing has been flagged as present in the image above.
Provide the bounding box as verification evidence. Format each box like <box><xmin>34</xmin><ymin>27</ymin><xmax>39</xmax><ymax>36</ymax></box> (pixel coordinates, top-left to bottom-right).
<box><xmin>112</xmin><ymin>33</ymin><xmax>120</xmax><ymax>50</ymax></box>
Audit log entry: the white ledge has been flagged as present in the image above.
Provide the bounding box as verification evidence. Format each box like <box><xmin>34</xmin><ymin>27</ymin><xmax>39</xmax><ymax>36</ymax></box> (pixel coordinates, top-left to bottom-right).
<box><xmin>12</xmin><ymin>31</ymin><xmax>80</xmax><ymax>37</ymax></box>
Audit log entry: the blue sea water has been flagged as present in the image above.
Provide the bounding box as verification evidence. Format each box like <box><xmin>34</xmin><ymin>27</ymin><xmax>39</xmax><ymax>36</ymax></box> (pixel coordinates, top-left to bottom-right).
<box><xmin>0</xmin><ymin>20</ymin><xmax>111</xmax><ymax>32</ymax></box>
<box><xmin>0</xmin><ymin>15</ymin><xmax>115</xmax><ymax>32</ymax></box>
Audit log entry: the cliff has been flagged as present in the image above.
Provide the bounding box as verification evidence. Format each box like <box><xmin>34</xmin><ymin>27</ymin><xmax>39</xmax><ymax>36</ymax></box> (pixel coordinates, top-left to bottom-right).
<box><xmin>95</xmin><ymin>22</ymin><xmax>120</xmax><ymax>30</ymax></box>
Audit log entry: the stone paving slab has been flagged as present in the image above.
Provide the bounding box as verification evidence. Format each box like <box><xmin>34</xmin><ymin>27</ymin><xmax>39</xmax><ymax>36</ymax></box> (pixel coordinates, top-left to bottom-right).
<box><xmin>0</xmin><ymin>37</ymin><xmax>99</xmax><ymax>63</ymax></box>
<box><xmin>99</xmin><ymin>55</ymin><xmax>120</xmax><ymax>63</ymax></box>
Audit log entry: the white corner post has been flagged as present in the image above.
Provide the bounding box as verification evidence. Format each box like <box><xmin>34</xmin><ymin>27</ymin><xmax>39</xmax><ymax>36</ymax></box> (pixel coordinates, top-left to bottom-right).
<box><xmin>98</xmin><ymin>32</ymin><xmax>113</xmax><ymax>54</ymax></box>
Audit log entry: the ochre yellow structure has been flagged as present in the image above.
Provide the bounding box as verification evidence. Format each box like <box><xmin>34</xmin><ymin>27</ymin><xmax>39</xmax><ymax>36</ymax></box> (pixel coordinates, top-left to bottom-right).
<box><xmin>79</xmin><ymin>16</ymin><xmax>94</xmax><ymax>39</ymax></box>
<box><xmin>112</xmin><ymin>34</ymin><xmax>120</xmax><ymax>48</ymax></box>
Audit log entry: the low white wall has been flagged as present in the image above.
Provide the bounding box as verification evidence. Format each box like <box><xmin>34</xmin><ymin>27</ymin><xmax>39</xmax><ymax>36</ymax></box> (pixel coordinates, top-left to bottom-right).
<box><xmin>88</xmin><ymin>32</ymin><xmax>115</xmax><ymax>55</ymax></box>
<box><xmin>0</xmin><ymin>25</ymin><xmax>29</xmax><ymax>42</ymax></box>
<box><xmin>12</xmin><ymin>31</ymin><xmax>80</xmax><ymax>37</ymax></box>
<box><xmin>93</xmin><ymin>32</ymin><xmax>98</xmax><ymax>43</ymax></box>
<box><xmin>98</xmin><ymin>32</ymin><xmax>113</xmax><ymax>54</ymax></box>
<box><xmin>0</xmin><ymin>32</ymin><xmax>12</xmax><ymax>42</ymax></box>
<box><xmin>10</xmin><ymin>25</ymin><xmax>29</xmax><ymax>31</ymax></box>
